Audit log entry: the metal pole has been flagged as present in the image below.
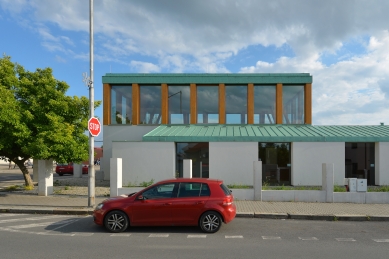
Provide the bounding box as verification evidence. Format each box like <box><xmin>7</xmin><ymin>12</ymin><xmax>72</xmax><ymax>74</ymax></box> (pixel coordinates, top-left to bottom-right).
<box><xmin>88</xmin><ymin>0</ymin><xmax>95</xmax><ymax>207</ymax></box>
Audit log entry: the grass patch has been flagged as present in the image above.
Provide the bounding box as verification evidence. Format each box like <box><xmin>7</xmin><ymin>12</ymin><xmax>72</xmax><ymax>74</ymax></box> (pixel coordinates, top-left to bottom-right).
<box><xmin>24</xmin><ymin>185</ymin><xmax>34</xmax><ymax>191</ymax></box>
<box><xmin>334</xmin><ymin>185</ymin><xmax>347</xmax><ymax>192</ymax></box>
<box><xmin>5</xmin><ymin>185</ymin><xmax>21</xmax><ymax>191</ymax></box>
<box><xmin>128</xmin><ymin>179</ymin><xmax>155</xmax><ymax>187</ymax></box>
<box><xmin>262</xmin><ymin>185</ymin><xmax>321</xmax><ymax>191</ymax></box>
<box><xmin>368</xmin><ymin>186</ymin><xmax>389</xmax><ymax>192</ymax></box>
<box><xmin>227</xmin><ymin>184</ymin><xmax>253</xmax><ymax>189</ymax></box>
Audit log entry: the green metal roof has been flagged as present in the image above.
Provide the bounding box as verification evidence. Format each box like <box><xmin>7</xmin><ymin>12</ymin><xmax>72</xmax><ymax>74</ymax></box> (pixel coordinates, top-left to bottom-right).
<box><xmin>142</xmin><ymin>125</ymin><xmax>389</xmax><ymax>142</ymax></box>
<box><xmin>103</xmin><ymin>73</ymin><xmax>312</xmax><ymax>84</ymax></box>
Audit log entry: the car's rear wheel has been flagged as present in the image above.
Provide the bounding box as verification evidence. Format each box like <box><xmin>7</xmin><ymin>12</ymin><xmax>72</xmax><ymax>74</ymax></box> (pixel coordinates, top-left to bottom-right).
<box><xmin>199</xmin><ymin>211</ymin><xmax>222</xmax><ymax>233</ymax></box>
<box><xmin>104</xmin><ymin>210</ymin><xmax>129</xmax><ymax>233</ymax></box>
<box><xmin>57</xmin><ymin>173</ymin><xmax>63</xmax><ymax>176</ymax></box>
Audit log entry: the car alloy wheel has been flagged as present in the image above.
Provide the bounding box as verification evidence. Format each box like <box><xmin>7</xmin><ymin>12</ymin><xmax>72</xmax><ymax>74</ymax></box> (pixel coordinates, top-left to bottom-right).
<box><xmin>199</xmin><ymin>211</ymin><xmax>221</xmax><ymax>233</ymax></box>
<box><xmin>104</xmin><ymin>210</ymin><xmax>129</xmax><ymax>233</ymax></box>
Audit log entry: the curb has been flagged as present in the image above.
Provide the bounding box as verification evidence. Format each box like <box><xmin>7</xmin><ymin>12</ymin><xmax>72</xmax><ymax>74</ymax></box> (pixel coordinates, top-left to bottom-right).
<box><xmin>0</xmin><ymin>207</ymin><xmax>93</xmax><ymax>215</ymax></box>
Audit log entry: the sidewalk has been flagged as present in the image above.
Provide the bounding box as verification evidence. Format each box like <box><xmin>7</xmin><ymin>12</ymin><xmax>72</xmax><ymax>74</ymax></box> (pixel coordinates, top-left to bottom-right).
<box><xmin>1</xmin><ymin>193</ymin><xmax>389</xmax><ymax>221</ymax></box>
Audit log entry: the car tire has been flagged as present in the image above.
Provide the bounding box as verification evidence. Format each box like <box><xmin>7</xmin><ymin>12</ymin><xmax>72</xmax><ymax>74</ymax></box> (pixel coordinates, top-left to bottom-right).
<box><xmin>199</xmin><ymin>211</ymin><xmax>222</xmax><ymax>233</ymax></box>
<box><xmin>104</xmin><ymin>210</ymin><xmax>129</xmax><ymax>233</ymax></box>
<box><xmin>58</xmin><ymin>173</ymin><xmax>63</xmax><ymax>176</ymax></box>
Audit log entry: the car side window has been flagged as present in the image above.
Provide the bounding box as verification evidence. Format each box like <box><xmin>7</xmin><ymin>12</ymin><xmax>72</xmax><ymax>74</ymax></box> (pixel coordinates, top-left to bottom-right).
<box><xmin>142</xmin><ymin>183</ymin><xmax>176</xmax><ymax>200</ymax></box>
<box><xmin>178</xmin><ymin>183</ymin><xmax>203</xmax><ymax>198</ymax></box>
<box><xmin>200</xmin><ymin>184</ymin><xmax>210</xmax><ymax>196</ymax></box>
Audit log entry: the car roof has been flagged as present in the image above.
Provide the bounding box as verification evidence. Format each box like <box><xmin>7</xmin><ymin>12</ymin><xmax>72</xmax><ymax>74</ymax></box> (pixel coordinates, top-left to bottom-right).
<box><xmin>156</xmin><ymin>178</ymin><xmax>223</xmax><ymax>185</ymax></box>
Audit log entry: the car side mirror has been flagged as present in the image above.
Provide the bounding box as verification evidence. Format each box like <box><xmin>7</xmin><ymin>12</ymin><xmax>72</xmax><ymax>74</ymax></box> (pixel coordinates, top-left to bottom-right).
<box><xmin>137</xmin><ymin>195</ymin><xmax>144</xmax><ymax>200</ymax></box>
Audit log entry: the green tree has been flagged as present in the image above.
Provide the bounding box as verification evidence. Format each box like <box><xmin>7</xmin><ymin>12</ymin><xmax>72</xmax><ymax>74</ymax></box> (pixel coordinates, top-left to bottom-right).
<box><xmin>0</xmin><ymin>55</ymin><xmax>100</xmax><ymax>187</ymax></box>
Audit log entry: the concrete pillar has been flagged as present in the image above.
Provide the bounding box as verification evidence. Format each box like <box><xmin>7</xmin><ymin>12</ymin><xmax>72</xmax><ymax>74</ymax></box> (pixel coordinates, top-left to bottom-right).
<box><xmin>254</xmin><ymin>161</ymin><xmax>262</xmax><ymax>201</ymax></box>
<box><xmin>110</xmin><ymin>158</ymin><xmax>122</xmax><ymax>197</ymax></box>
<box><xmin>38</xmin><ymin>159</ymin><xmax>54</xmax><ymax>196</ymax></box>
<box><xmin>33</xmin><ymin>162</ymin><xmax>39</xmax><ymax>182</ymax></box>
<box><xmin>183</xmin><ymin>159</ymin><xmax>192</xmax><ymax>178</ymax></box>
<box><xmin>322</xmin><ymin>163</ymin><xmax>334</xmax><ymax>203</ymax></box>
<box><xmin>375</xmin><ymin>142</ymin><xmax>389</xmax><ymax>185</ymax></box>
<box><xmin>73</xmin><ymin>163</ymin><xmax>82</xmax><ymax>178</ymax></box>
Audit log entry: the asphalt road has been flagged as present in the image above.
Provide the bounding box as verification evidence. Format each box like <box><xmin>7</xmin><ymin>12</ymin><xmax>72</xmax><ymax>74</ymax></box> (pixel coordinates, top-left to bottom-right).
<box><xmin>1</xmin><ymin>213</ymin><xmax>388</xmax><ymax>259</ymax></box>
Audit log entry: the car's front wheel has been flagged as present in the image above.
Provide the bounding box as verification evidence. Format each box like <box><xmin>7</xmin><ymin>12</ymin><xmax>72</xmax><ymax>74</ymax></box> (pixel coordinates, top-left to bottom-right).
<box><xmin>199</xmin><ymin>211</ymin><xmax>222</xmax><ymax>233</ymax></box>
<box><xmin>104</xmin><ymin>210</ymin><xmax>129</xmax><ymax>233</ymax></box>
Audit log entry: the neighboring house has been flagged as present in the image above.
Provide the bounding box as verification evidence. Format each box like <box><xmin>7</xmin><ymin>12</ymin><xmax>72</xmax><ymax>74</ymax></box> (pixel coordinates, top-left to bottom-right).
<box><xmin>101</xmin><ymin>73</ymin><xmax>389</xmax><ymax>187</ymax></box>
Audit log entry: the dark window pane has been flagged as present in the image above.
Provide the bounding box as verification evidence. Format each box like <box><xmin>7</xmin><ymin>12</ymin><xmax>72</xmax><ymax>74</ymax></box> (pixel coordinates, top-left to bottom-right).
<box><xmin>142</xmin><ymin>183</ymin><xmax>175</xmax><ymax>199</ymax></box>
<box><xmin>197</xmin><ymin>86</ymin><xmax>219</xmax><ymax>123</ymax></box>
<box><xmin>168</xmin><ymin>85</ymin><xmax>190</xmax><ymax>124</ymax></box>
<box><xmin>345</xmin><ymin>143</ymin><xmax>375</xmax><ymax>185</ymax></box>
<box><xmin>140</xmin><ymin>85</ymin><xmax>161</xmax><ymax>124</ymax></box>
<box><xmin>259</xmin><ymin>143</ymin><xmax>291</xmax><ymax>186</ymax></box>
<box><xmin>254</xmin><ymin>85</ymin><xmax>275</xmax><ymax>124</ymax></box>
<box><xmin>111</xmin><ymin>85</ymin><xmax>132</xmax><ymax>124</ymax></box>
<box><xmin>176</xmin><ymin>143</ymin><xmax>209</xmax><ymax>178</ymax></box>
<box><xmin>283</xmin><ymin>85</ymin><xmax>304</xmax><ymax>124</ymax></box>
<box><xmin>225</xmin><ymin>85</ymin><xmax>247</xmax><ymax>124</ymax></box>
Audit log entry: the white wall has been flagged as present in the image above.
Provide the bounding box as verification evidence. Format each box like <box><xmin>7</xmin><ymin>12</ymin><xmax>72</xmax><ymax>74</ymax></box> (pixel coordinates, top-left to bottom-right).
<box><xmin>103</xmin><ymin>125</ymin><xmax>158</xmax><ymax>180</ymax></box>
<box><xmin>375</xmin><ymin>142</ymin><xmax>389</xmax><ymax>185</ymax></box>
<box><xmin>209</xmin><ymin>142</ymin><xmax>258</xmax><ymax>185</ymax></box>
<box><xmin>112</xmin><ymin>141</ymin><xmax>175</xmax><ymax>185</ymax></box>
<box><xmin>291</xmin><ymin>142</ymin><xmax>345</xmax><ymax>186</ymax></box>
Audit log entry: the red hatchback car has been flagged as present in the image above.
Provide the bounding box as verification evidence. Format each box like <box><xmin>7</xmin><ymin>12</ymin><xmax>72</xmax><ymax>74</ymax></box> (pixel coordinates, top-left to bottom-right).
<box><xmin>93</xmin><ymin>178</ymin><xmax>236</xmax><ymax>233</ymax></box>
<box><xmin>55</xmin><ymin>163</ymin><xmax>88</xmax><ymax>176</ymax></box>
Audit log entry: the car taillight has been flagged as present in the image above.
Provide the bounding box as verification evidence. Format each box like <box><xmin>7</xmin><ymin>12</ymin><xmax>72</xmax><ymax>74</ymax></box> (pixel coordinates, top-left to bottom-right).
<box><xmin>222</xmin><ymin>197</ymin><xmax>233</xmax><ymax>206</ymax></box>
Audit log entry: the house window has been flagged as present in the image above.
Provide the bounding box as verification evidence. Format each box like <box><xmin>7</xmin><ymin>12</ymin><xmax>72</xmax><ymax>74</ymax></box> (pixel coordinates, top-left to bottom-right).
<box><xmin>225</xmin><ymin>85</ymin><xmax>247</xmax><ymax>124</ymax></box>
<box><xmin>254</xmin><ymin>85</ymin><xmax>276</xmax><ymax>124</ymax></box>
<box><xmin>176</xmin><ymin>143</ymin><xmax>209</xmax><ymax>178</ymax></box>
<box><xmin>345</xmin><ymin>143</ymin><xmax>375</xmax><ymax>185</ymax></box>
<box><xmin>197</xmin><ymin>86</ymin><xmax>219</xmax><ymax>123</ymax></box>
<box><xmin>259</xmin><ymin>142</ymin><xmax>291</xmax><ymax>185</ymax></box>
<box><xmin>140</xmin><ymin>85</ymin><xmax>161</xmax><ymax>124</ymax></box>
<box><xmin>111</xmin><ymin>85</ymin><xmax>132</xmax><ymax>124</ymax></box>
<box><xmin>283</xmin><ymin>85</ymin><xmax>304</xmax><ymax>124</ymax></box>
<box><xmin>168</xmin><ymin>85</ymin><xmax>190</xmax><ymax>124</ymax></box>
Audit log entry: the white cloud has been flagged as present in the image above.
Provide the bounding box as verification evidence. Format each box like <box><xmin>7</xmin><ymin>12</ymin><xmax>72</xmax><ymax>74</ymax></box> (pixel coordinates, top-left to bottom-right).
<box><xmin>130</xmin><ymin>61</ymin><xmax>160</xmax><ymax>73</ymax></box>
<box><xmin>1</xmin><ymin>0</ymin><xmax>389</xmax><ymax>125</ymax></box>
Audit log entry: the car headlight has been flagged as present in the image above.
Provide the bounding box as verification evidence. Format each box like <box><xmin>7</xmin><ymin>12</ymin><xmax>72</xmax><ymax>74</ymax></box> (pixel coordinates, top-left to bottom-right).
<box><xmin>95</xmin><ymin>203</ymin><xmax>104</xmax><ymax>210</ymax></box>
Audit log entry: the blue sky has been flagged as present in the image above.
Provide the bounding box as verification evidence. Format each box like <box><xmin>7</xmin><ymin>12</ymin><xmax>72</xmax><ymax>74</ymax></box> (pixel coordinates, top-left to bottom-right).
<box><xmin>1</xmin><ymin>0</ymin><xmax>389</xmax><ymax>132</ymax></box>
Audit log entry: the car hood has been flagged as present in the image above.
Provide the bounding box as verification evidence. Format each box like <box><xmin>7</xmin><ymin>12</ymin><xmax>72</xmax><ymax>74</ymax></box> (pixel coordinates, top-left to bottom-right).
<box><xmin>102</xmin><ymin>193</ymin><xmax>137</xmax><ymax>204</ymax></box>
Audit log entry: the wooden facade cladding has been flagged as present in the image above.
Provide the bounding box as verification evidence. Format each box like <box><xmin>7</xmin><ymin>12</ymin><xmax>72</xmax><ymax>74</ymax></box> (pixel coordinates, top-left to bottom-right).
<box><xmin>247</xmin><ymin>84</ymin><xmax>254</xmax><ymax>124</ymax></box>
<box><xmin>276</xmin><ymin>83</ymin><xmax>283</xmax><ymax>124</ymax></box>
<box><xmin>132</xmin><ymin>83</ymin><xmax>140</xmax><ymax>125</ymax></box>
<box><xmin>103</xmin><ymin>84</ymin><xmax>111</xmax><ymax>125</ymax></box>
<box><xmin>190</xmin><ymin>84</ymin><xmax>197</xmax><ymax>124</ymax></box>
<box><xmin>161</xmin><ymin>84</ymin><xmax>169</xmax><ymax>124</ymax></box>
<box><xmin>304</xmin><ymin>83</ymin><xmax>312</xmax><ymax>124</ymax></box>
<box><xmin>219</xmin><ymin>84</ymin><xmax>226</xmax><ymax>124</ymax></box>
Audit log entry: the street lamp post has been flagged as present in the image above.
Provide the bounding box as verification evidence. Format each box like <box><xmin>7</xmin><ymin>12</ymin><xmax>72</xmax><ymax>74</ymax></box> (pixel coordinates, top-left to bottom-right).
<box><xmin>84</xmin><ymin>0</ymin><xmax>95</xmax><ymax>207</ymax></box>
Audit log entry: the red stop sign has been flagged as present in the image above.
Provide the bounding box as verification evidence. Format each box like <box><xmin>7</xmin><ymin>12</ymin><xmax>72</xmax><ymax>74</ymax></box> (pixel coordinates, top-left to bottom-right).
<box><xmin>88</xmin><ymin>117</ymin><xmax>101</xmax><ymax>137</ymax></box>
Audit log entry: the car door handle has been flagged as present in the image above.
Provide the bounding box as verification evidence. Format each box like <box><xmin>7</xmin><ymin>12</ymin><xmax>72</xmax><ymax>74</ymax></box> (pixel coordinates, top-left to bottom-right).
<box><xmin>196</xmin><ymin>201</ymin><xmax>205</xmax><ymax>204</ymax></box>
<box><xmin>163</xmin><ymin>203</ymin><xmax>172</xmax><ymax>206</ymax></box>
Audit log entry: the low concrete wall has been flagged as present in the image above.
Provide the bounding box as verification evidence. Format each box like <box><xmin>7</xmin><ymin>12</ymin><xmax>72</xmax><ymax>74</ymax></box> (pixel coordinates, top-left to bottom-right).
<box><xmin>366</xmin><ymin>192</ymin><xmax>389</xmax><ymax>204</ymax></box>
<box><xmin>262</xmin><ymin>190</ymin><xmax>326</xmax><ymax>202</ymax></box>
<box><xmin>230</xmin><ymin>189</ymin><xmax>254</xmax><ymax>201</ymax></box>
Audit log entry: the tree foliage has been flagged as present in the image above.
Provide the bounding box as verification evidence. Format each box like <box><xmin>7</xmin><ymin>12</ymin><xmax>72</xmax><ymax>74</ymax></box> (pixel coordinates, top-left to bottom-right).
<box><xmin>0</xmin><ymin>55</ymin><xmax>100</xmax><ymax>186</ymax></box>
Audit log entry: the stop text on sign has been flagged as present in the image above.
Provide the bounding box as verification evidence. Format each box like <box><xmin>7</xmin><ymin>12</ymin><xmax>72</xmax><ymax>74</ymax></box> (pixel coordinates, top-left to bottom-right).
<box><xmin>88</xmin><ymin>117</ymin><xmax>101</xmax><ymax>137</ymax></box>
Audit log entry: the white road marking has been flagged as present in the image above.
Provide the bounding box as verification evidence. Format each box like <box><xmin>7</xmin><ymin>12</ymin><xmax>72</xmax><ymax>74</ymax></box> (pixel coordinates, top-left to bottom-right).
<box><xmin>0</xmin><ymin>214</ymin><xmax>27</xmax><ymax>218</ymax></box>
<box><xmin>373</xmin><ymin>239</ymin><xmax>389</xmax><ymax>243</ymax></box>
<box><xmin>262</xmin><ymin>236</ymin><xmax>281</xmax><ymax>240</ymax></box>
<box><xmin>9</xmin><ymin>219</ymin><xmax>77</xmax><ymax>229</ymax></box>
<box><xmin>299</xmin><ymin>237</ymin><xmax>318</xmax><ymax>241</ymax></box>
<box><xmin>72</xmin><ymin>233</ymin><xmax>94</xmax><ymax>236</ymax></box>
<box><xmin>149</xmin><ymin>234</ymin><xmax>169</xmax><ymax>237</ymax></box>
<box><xmin>0</xmin><ymin>215</ymin><xmax>70</xmax><ymax>224</ymax></box>
<box><xmin>111</xmin><ymin>233</ymin><xmax>131</xmax><ymax>237</ymax></box>
<box><xmin>225</xmin><ymin>235</ymin><xmax>243</xmax><ymax>239</ymax></box>
<box><xmin>336</xmin><ymin>238</ymin><xmax>356</xmax><ymax>242</ymax></box>
<box><xmin>187</xmin><ymin>235</ymin><xmax>206</xmax><ymax>238</ymax></box>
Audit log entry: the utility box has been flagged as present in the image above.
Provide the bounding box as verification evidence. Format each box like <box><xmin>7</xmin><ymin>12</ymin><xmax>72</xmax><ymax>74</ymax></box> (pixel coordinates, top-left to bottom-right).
<box><xmin>356</xmin><ymin>179</ymin><xmax>367</xmax><ymax>192</ymax></box>
<box><xmin>348</xmin><ymin>178</ymin><xmax>357</xmax><ymax>192</ymax></box>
